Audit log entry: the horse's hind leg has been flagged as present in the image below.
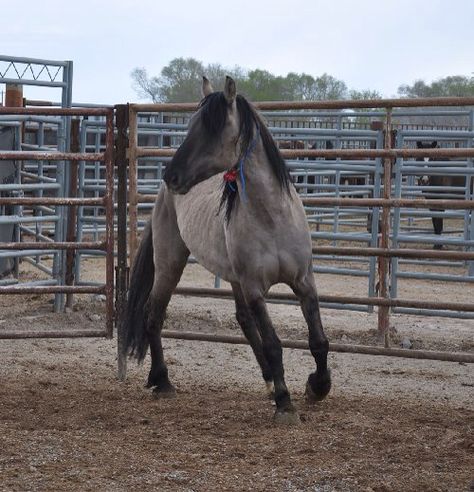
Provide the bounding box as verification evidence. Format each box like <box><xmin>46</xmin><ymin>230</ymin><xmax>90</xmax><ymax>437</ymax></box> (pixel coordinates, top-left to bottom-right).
<box><xmin>291</xmin><ymin>273</ymin><xmax>331</xmax><ymax>402</ymax></box>
<box><xmin>145</xmin><ymin>273</ymin><xmax>185</xmax><ymax>397</ymax></box>
<box><xmin>231</xmin><ymin>282</ymin><xmax>274</xmax><ymax>398</ymax></box>
<box><xmin>146</xmin><ymin>201</ymin><xmax>190</xmax><ymax>397</ymax></box>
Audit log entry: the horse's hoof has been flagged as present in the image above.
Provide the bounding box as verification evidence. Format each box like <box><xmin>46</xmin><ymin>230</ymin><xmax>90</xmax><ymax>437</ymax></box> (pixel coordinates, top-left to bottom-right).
<box><xmin>273</xmin><ymin>408</ymin><xmax>300</xmax><ymax>426</ymax></box>
<box><xmin>152</xmin><ymin>385</ymin><xmax>177</xmax><ymax>399</ymax></box>
<box><xmin>305</xmin><ymin>370</ymin><xmax>331</xmax><ymax>403</ymax></box>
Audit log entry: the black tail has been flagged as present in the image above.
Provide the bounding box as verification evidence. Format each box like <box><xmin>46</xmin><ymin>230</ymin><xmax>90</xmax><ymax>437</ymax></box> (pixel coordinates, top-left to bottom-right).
<box><xmin>123</xmin><ymin>222</ymin><xmax>154</xmax><ymax>362</ymax></box>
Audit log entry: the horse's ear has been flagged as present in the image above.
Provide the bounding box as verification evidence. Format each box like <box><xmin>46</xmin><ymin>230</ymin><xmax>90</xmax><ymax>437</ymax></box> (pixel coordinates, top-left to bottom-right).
<box><xmin>224</xmin><ymin>76</ymin><xmax>236</xmax><ymax>106</ymax></box>
<box><xmin>431</xmin><ymin>141</ymin><xmax>438</xmax><ymax>148</ymax></box>
<box><xmin>202</xmin><ymin>76</ymin><xmax>213</xmax><ymax>97</ymax></box>
<box><xmin>416</xmin><ymin>141</ymin><xmax>423</xmax><ymax>148</ymax></box>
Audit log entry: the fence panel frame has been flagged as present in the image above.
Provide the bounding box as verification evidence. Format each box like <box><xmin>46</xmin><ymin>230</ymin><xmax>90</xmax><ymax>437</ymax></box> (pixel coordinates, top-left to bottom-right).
<box><xmin>0</xmin><ymin>106</ymin><xmax>115</xmax><ymax>339</ymax></box>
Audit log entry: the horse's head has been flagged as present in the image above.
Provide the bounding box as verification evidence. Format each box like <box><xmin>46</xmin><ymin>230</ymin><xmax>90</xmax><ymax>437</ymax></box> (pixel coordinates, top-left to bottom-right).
<box><xmin>163</xmin><ymin>76</ymin><xmax>253</xmax><ymax>194</ymax></box>
<box><xmin>416</xmin><ymin>141</ymin><xmax>438</xmax><ymax>186</ymax></box>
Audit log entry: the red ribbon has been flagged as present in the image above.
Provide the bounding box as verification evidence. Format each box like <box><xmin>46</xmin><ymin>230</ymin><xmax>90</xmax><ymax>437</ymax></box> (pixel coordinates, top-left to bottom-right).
<box><xmin>223</xmin><ymin>169</ymin><xmax>238</xmax><ymax>182</ymax></box>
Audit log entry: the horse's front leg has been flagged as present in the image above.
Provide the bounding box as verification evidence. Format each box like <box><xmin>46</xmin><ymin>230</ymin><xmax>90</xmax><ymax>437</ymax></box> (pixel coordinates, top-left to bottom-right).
<box><xmin>241</xmin><ymin>287</ymin><xmax>299</xmax><ymax>425</ymax></box>
<box><xmin>291</xmin><ymin>274</ymin><xmax>331</xmax><ymax>402</ymax></box>
<box><xmin>231</xmin><ymin>282</ymin><xmax>274</xmax><ymax>398</ymax></box>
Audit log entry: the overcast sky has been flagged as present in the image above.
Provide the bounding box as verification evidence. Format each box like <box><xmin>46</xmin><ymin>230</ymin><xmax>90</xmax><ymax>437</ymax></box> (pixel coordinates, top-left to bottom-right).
<box><xmin>1</xmin><ymin>0</ymin><xmax>473</xmax><ymax>105</ymax></box>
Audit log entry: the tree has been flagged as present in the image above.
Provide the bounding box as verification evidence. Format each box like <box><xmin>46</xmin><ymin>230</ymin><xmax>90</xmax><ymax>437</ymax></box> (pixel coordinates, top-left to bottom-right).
<box><xmin>238</xmin><ymin>69</ymin><xmax>287</xmax><ymax>101</ymax></box>
<box><xmin>131</xmin><ymin>58</ymin><xmax>244</xmax><ymax>103</ymax></box>
<box><xmin>131</xmin><ymin>58</ymin><xmax>363</xmax><ymax>103</ymax></box>
<box><xmin>130</xmin><ymin>67</ymin><xmax>162</xmax><ymax>103</ymax></box>
<box><xmin>349</xmin><ymin>89</ymin><xmax>382</xmax><ymax>100</ymax></box>
<box><xmin>398</xmin><ymin>75</ymin><xmax>474</xmax><ymax>98</ymax></box>
<box><xmin>156</xmin><ymin>57</ymin><xmax>205</xmax><ymax>102</ymax></box>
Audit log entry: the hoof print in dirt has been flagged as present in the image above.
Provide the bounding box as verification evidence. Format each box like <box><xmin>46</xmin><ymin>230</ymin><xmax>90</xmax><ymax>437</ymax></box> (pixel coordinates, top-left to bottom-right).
<box><xmin>273</xmin><ymin>409</ymin><xmax>301</xmax><ymax>426</ymax></box>
<box><xmin>152</xmin><ymin>387</ymin><xmax>177</xmax><ymax>399</ymax></box>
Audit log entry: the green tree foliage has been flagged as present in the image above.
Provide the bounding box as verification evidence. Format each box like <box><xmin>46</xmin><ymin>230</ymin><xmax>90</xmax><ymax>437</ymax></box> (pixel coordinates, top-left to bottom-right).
<box><xmin>349</xmin><ymin>89</ymin><xmax>382</xmax><ymax>100</ymax></box>
<box><xmin>131</xmin><ymin>58</ymin><xmax>352</xmax><ymax>103</ymax></box>
<box><xmin>132</xmin><ymin>57</ymin><xmax>473</xmax><ymax>103</ymax></box>
<box><xmin>398</xmin><ymin>76</ymin><xmax>474</xmax><ymax>98</ymax></box>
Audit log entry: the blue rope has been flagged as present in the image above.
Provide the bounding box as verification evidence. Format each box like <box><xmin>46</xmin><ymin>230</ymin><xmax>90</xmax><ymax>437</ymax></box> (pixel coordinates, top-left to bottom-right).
<box><xmin>238</xmin><ymin>123</ymin><xmax>259</xmax><ymax>203</ymax></box>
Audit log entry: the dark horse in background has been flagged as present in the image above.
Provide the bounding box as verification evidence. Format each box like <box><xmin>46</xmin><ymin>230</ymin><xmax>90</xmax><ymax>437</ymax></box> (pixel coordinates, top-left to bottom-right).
<box><xmin>416</xmin><ymin>141</ymin><xmax>472</xmax><ymax>249</ymax></box>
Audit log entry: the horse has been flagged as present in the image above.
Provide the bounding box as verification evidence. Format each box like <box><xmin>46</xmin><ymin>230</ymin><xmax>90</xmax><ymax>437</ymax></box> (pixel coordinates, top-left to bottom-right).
<box><xmin>416</xmin><ymin>141</ymin><xmax>471</xmax><ymax>249</ymax></box>
<box><xmin>123</xmin><ymin>76</ymin><xmax>331</xmax><ymax>424</ymax></box>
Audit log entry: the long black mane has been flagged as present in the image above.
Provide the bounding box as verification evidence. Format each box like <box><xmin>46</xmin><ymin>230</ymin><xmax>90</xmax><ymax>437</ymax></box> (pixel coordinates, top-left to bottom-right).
<box><xmin>199</xmin><ymin>92</ymin><xmax>292</xmax><ymax>221</ymax></box>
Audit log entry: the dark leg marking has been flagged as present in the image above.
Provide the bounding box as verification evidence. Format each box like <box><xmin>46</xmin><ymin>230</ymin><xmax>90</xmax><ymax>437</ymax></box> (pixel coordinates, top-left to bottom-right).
<box><xmin>145</xmin><ymin>293</ymin><xmax>176</xmax><ymax>397</ymax></box>
<box><xmin>232</xmin><ymin>282</ymin><xmax>273</xmax><ymax>395</ymax></box>
<box><xmin>292</xmin><ymin>277</ymin><xmax>331</xmax><ymax>402</ymax></box>
<box><xmin>246</xmin><ymin>296</ymin><xmax>299</xmax><ymax>423</ymax></box>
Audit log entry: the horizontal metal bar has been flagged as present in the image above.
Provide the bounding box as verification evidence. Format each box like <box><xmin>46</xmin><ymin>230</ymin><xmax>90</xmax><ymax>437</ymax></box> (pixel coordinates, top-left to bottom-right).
<box><xmin>130</xmin><ymin>97</ymin><xmax>474</xmax><ymax>113</ymax></box>
<box><xmin>0</xmin><ymin>285</ymin><xmax>106</xmax><ymax>294</ymax></box>
<box><xmin>392</xmin><ymin>307</ymin><xmax>474</xmax><ymax>319</ymax></box>
<box><xmin>0</xmin><ymin>330</ymin><xmax>107</xmax><ymax>340</ymax></box>
<box><xmin>0</xmin><ymin>249</ymin><xmax>56</xmax><ymax>259</ymax></box>
<box><xmin>0</xmin><ymin>183</ymin><xmax>60</xmax><ymax>191</ymax></box>
<box><xmin>133</xmin><ymin>146</ymin><xmax>474</xmax><ymax>160</ymax></box>
<box><xmin>24</xmin><ymin>99</ymin><xmax>113</xmax><ymax>108</ymax></box>
<box><xmin>0</xmin><ymin>107</ymin><xmax>111</xmax><ymax>116</ymax></box>
<box><xmin>0</xmin><ymin>241</ymin><xmax>106</xmax><ymax>251</ymax></box>
<box><xmin>312</xmin><ymin>246</ymin><xmax>474</xmax><ymax>260</ymax></box>
<box><xmin>136</xmin><ymin>192</ymin><xmax>474</xmax><ymax>210</ymax></box>
<box><xmin>0</xmin><ymin>151</ymin><xmax>105</xmax><ymax>161</ymax></box>
<box><xmin>0</xmin><ymin>197</ymin><xmax>104</xmax><ymax>206</ymax></box>
<box><xmin>0</xmin><ymin>215</ymin><xmax>60</xmax><ymax>225</ymax></box>
<box><xmin>301</xmin><ymin>197</ymin><xmax>474</xmax><ymax>209</ymax></box>
<box><xmin>0</xmin><ymin>77</ymin><xmax>65</xmax><ymax>89</ymax></box>
<box><xmin>161</xmin><ymin>330</ymin><xmax>474</xmax><ymax>363</ymax></box>
<box><xmin>174</xmin><ymin>287</ymin><xmax>474</xmax><ymax>312</ymax></box>
<box><xmin>0</xmin><ymin>55</ymin><xmax>69</xmax><ymax>66</ymax></box>
<box><xmin>0</xmin><ymin>115</ymin><xmax>62</xmax><ymax>123</ymax></box>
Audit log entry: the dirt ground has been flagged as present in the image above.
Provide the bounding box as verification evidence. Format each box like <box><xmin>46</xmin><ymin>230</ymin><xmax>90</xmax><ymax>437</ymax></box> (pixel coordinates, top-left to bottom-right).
<box><xmin>0</xmin><ymin>260</ymin><xmax>473</xmax><ymax>491</ymax></box>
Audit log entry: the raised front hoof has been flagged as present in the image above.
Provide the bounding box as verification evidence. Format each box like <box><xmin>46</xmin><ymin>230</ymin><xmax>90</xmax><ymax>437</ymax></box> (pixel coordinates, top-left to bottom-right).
<box><xmin>305</xmin><ymin>370</ymin><xmax>332</xmax><ymax>403</ymax></box>
<box><xmin>152</xmin><ymin>385</ymin><xmax>177</xmax><ymax>400</ymax></box>
<box><xmin>273</xmin><ymin>408</ymin><xmax>300</xmax><ymax>426</ymax></box>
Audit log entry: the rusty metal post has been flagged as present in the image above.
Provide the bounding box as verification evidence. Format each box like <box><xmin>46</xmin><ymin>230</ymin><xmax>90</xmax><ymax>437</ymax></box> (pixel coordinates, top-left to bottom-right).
<box><xmin>115</xmin><ymin>104</ymin><xmax>129</xmax><ymax>380</ymax></box>
<box><xmin>5</xmin><ymin>84</ymin><xmax>23</xmax><ymax>108</ymax></box>
<box><xmin>377</xmin><ymin>109</ymin><xmax>393</xmax><ymax>346</ymax></box>
<box><xmin>65</xmin><ymin>119</ymin><xmax>80</xmax><ymax>308</ymax></box>
<box><xmin>128</xmin><ymin>107</ymin><xmax>138</xmax><ymax>266</ymax></box>
<box><xmin>5</xmin><ymin>84</ymin><xmax>24</xmax><ymax>278</ymax></box>
<box><xmin>104</xmin><ymin>110</ymin><xmax>115</xmax><ymax>339</ymax></box>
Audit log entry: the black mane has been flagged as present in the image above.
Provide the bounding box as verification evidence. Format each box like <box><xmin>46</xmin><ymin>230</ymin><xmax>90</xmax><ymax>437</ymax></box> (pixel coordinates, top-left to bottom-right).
<box><xmin>199</xmin><ymin>92</ymin><xmax>292</xmax><ymax>221</ymax></box>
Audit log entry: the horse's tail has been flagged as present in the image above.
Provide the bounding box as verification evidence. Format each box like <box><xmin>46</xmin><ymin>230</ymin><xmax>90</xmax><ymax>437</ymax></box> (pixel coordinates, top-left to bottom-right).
<box><xmin>123</xmin><ymin>221</ymin><xmax>154</xmax><ymax>362</ymax></box>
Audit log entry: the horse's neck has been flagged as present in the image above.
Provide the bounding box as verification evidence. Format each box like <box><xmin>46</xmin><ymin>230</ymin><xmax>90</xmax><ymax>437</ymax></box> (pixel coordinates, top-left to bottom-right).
<box><xmin>240</xmin><ymin>145</ymin><xmax>285</xmax><ymax>207</ymax></box>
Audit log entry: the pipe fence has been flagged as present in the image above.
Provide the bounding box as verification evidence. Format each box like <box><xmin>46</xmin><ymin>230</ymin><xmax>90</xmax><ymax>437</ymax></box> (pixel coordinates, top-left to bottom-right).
<box><xmin>117</xmin><ymin>97</ymin><xmax>474</xmax><ymax>373</ymax></box>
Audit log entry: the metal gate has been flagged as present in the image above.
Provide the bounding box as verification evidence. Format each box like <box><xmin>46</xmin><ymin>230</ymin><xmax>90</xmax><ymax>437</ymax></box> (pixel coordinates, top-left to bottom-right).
<box><xmin>0</xmin><ymin>106</ymin><xmax>114</xmax><ymax>339</ymax></box>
